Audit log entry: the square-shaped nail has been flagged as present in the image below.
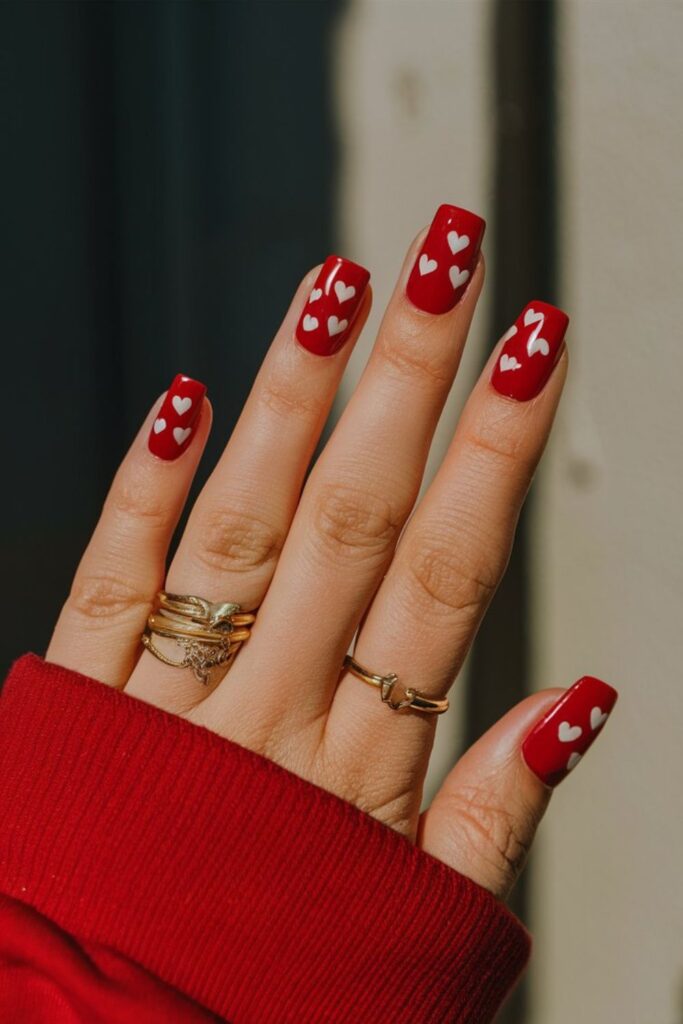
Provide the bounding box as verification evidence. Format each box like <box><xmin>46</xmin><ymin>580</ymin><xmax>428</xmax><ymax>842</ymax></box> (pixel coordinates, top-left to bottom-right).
<box><xmin>522</xmin><ymin>676</ymin><xmax>618</xmax><ymax>787</ymax></box>
<box><xmin>491</xmin><ymin>300</ymin><xmax>569</xmax><ymax>401</ymax></box>
<box><xmin>405</xmin><ymin>204</ymin><xmax>486</xmax><ymax>314</ymax></box>
<box><xmin>148</xmin><ymin>373</ymin><xmax>206</xmax><ymax>460</ymax></box>
<box><xmin>296</xmin><ymin>255</ymin><xmax>370</xmax><ymax>356</ymax></box>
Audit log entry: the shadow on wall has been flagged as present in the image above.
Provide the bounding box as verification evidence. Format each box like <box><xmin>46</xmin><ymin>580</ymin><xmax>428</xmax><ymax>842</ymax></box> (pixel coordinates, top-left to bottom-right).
<box><xmin>0</xmin><ymin>0</ymin><xmax>343</xmax><ymax>673</ymax></box>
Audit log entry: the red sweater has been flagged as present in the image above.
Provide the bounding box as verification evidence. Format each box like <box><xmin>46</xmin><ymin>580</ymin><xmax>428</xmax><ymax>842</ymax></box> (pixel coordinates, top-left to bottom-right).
<box><xmin>0</xmin><ymin>655</ymin><xmax>530</xmax><ymax>1022</ymax></box>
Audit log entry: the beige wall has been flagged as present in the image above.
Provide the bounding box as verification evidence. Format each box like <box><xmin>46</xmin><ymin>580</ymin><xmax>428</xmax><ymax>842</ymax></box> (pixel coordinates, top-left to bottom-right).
<box><xmin>532</xmin><ymin>2</ymin><xmax>683</xmax><ymax>1021</ymax></box>
<box><xmin>335</xmin><ymin>0</ymin><xmax>683</xmax><ymax>1021</ymax></box>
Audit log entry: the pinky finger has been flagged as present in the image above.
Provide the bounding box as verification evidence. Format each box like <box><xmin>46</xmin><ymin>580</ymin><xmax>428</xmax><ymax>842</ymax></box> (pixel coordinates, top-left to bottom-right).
<box><xmin>47</xmin><ymin>374</ymin><xmax>210</xmax><ymax>688</ymax></box>
<box><xmin>418</xmin><ymin>676</ymin><xmax>618</xmax><ymax>900</ymax></box>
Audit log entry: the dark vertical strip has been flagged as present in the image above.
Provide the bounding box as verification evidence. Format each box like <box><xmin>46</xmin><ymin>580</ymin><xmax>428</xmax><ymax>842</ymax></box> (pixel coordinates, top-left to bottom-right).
<box><xmin>0</xmin><ymin>0</ymin><xmax>342</xmax><ymax>674</ymax></box>
<box><xmin>466</xmin><ymin>2</ymin><xmax>559</xmax><ymax>1022</ymax></box>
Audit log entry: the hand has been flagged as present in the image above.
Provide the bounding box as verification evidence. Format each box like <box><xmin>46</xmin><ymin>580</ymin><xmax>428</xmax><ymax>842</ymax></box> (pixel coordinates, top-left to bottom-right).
<box><xmin>47</xmin><ymin>205</ymin><xmax>616</xmax><ymax>902</ymax></box>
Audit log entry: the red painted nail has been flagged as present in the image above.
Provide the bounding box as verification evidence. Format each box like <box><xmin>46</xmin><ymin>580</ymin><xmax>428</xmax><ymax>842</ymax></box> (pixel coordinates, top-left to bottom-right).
<box><xmin>522</xmin><ymin>676</ymin><xmax>618</xmax><ymax>787</ymax></box>
<box><xmin>405</xmin><ymin>204</ymin><xmax>485</xmax><ymax>314</ymax></box>
<box><xmin>491</xmin><ymin>299</ymin><xmax>569</xmax><ymax>401</ymax></box>
<box><xmin>295</xmin><ymin>255</ymin><xmax>370</xmax><ymax>356</ymax></box>
<box><xmin>148</xmin><ymin>373</ymin><xmax>207</xmax><ymax>460</ymax></box>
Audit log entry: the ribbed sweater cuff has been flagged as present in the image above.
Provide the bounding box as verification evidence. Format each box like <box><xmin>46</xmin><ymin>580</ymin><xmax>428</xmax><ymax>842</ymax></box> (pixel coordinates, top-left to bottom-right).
<box><xmin>0</xmin><ymin>655</ymin><xmax>530</xmax><ymax>1023</ymax></box>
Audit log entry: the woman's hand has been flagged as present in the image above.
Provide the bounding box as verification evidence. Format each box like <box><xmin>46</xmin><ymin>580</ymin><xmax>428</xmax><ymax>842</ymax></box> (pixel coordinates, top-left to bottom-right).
<box><xmin>46</xmin><ymin>204</ymin><xmax>616</xmax><ymax>903</ymax></box>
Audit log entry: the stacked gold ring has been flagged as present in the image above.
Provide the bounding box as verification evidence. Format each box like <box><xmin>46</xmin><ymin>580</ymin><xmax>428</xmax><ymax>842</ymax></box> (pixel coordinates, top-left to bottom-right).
<box><xmin>142</xmin><ymin>592</ymin><xmax>256</xmax><ymax>684</ymax></box>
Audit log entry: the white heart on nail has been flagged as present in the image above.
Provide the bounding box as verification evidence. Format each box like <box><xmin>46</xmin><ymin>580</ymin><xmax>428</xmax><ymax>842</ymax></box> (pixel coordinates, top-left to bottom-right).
<box><xmin>327</xmin><ymin>315</ymin><xmax>348</xmax><ymax>337</ymax></box>
<box><xmin>558</xmin><ymin>721</ymin><xmax>582</xmax><ymax>743</ymax></box>
<box><xmin>527</xmin><ymin>335</ymin><xmax>550</xmax><ymax>358</ymax></box>
<box><xmin>173</xmin><ymin>426</ymin><xmax>191</xmax><ymax>445</ymax></box>
<box><xmin>334</xmin><ymin>281</ymin><xmax>356</xmax><ymax>303</ymax></box>
<box><xmin>566</xmin><ymin>751</ymin><xmax>583</xmax><ymax>771</ymax></box>
<box><xmin>309</xmin><ymin>288</ymin><xmax>322</xmax><ymax>303</ymax></box>
<box><xmin>524</xmin><ymin>308</ymin><xmax>544</xmax><ymax>328</ymax></box>
<box><xmin>590</xmin><ymin>707</ymin><xmax>609</xmax><ymax>730</ymax></box>
<box><xmin>499</xmin><ymin>354</ymin><xmax>521</xmax><ymax>372</ymax></box>
<box><xmin>419</xmin><ymin>254</ymin><xmax>438</xmax><ymax>275</ymax></box>
<box><xmin>447</xmin><ymin>230</ymin><xmax>470</xmax><ymax>255</ymax></box>
<box><xmin>153</xmin><ymin>418</ymin><xmax>166</xmax><ymax>434</ymax></box>
<box><xmin>449</xmin><ymin>265</ymin><xmax>470</xmax><ymax>289</ymax></box>
<box><xmin>302</xmin><ymin>314</ymin><xmax>319</xmax><ymax>332</ymax></box>
<box><xmin>172</xmin><ymin>395</ymin><xmax>193</xmax><ymax>416</ymax></box>
<box><xmin>500</xmin><ymin>325</ymin><xmax>518</xmax><ymax>344</ymax></box>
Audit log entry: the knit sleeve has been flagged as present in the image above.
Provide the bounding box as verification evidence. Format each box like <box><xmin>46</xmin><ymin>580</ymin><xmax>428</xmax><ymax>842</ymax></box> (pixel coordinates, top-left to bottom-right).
<box><xmin>0</xmin><ymin>654</ymin><xmax>530</xmax><ymax>1023</ymax></box>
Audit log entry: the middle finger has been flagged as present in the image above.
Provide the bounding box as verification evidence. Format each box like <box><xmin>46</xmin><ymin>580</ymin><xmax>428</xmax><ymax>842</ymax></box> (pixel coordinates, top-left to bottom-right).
<box><xmin>199</xmin><ymin>204</ymin><xmax>486</xmax><ymax>737</ymax></box>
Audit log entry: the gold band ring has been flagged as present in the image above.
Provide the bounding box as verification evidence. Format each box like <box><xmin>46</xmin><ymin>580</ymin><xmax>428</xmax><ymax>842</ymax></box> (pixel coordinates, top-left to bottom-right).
<box><xmin>343</xmin><ymin>655</ymin><xmax>449</xmax><ymax>715</ymax></box>
<box><xmin>142</xmin><ymin>591</ymin><xmax>257</xmax><ymax>683</ymax></box>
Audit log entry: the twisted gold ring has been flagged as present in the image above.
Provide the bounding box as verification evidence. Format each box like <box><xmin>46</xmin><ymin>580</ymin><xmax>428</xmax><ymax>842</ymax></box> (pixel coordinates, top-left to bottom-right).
<box><xmin>343</xmin><ymin>654</ymin><xmax>449</xmax><ymax>715</ymax></box>
<box><xmin>142</xmin><ymin>592</ymin><xmax>256</xmax><ymax>683</ymax></box>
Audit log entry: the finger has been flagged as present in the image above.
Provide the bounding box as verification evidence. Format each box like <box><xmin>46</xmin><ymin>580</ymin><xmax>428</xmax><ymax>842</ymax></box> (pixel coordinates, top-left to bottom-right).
<box><xmin>125</xmin><ymin>257</ymin><xmax>371</xmax><ymax>709</ymax></box>
<box><xmin>419</xmin><ymin>677</ymin><xmax>618</xmax><ymax>899</ymax></box>
<box><xmin>198</xmin><ymin>205</ymin><xmax>487</xmax><ymax>738</ymax></box>
<box><xmin>47</xmin><ymin>375</ymin><xmax>210</xmax><ymax>688</ymax></box>
<box><xmin>328</xmin><ymin>301</ymin><xmax>568</xmax><ymax>799</ymax></box>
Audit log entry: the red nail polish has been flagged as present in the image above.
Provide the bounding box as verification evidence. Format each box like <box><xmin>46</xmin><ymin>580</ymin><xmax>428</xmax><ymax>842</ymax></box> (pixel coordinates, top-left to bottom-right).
<box><xmin>148</xmin><ymin>373</ymin><xmax>206</xmax><ymax>460</ymax></box>
<box><xmin>295</xmin><ymin>255</ymin><xmax>370</xmax><ymax>356</ymax></box>
<box><xmin>522</xmin><ymin>676</ymin><xmax>618</xmax><ymax>787</ymax></box>
<box><xmin>405</xmin><ymin>204</ymin><xmax>486</xmax><ymax>314</ymax></box>
<box><xmin>491</xmin><ymin>300</ymin><xmax>569</xmax><ymax>401</ymax></box>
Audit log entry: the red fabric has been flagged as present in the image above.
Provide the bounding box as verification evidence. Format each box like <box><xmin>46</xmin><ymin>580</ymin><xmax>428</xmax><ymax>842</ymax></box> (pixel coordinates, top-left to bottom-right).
<box><xmin>0</xmin><ymin>655</ymin><xmax>530</xmax><ymax>1022</ymax></box>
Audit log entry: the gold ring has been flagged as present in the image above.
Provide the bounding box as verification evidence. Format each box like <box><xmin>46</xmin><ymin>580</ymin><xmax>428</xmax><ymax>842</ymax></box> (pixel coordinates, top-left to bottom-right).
<box><xmin>142</xmin><ymin>591</ymin><xmax>257</xmax><ymax>684</ymax></box>
<box><xmin>343</xmin><ymin>655</ymin><xmax>449</xmax><ymax>715</ymax></box>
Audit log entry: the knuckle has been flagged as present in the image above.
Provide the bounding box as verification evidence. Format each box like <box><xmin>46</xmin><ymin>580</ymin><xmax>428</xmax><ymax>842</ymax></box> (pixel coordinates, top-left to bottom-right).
<box><xmin>67</xmin><ymin>574</ymin><xmax>152</xmax><ymax>625</ymax></box>
<box><xmin>462</xmin><ymin>413</ymin><xmax>534</xmax><ymax>476</ymax></box>
<box><xmin>404</xmin><ymin>529</ymin><xmax>498</xmax><ymax>618</ymax></box>
<box><xmin>109</xmin><ymin>477</ymin><xmax>171</xmax><ymax>530</ymax></box>
<box><xmin>310</xmin><ymin>482</ymin><xmax>402</xmax><ymax>566</ymax></box>
<box><xmin>194</xmin><ymin>506</ymin><xmax>284</xmax><ymax>576</ymax></box>
<box><xmin>258</xmin><ymin>365</ymin><xmax>327</xmax><ymax>422</ymax></box>
<box><xmin>447</xmin><ymin>786</ymin><xmax>532</xmax><ymax>891</ymax></box>
<box><xmin>375</xmin><ymin>321</ymin><xmax>453</xmax><ymax>391</ymax></box>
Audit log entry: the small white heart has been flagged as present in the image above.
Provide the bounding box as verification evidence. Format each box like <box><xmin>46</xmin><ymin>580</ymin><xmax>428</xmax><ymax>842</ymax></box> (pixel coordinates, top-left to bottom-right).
<box><xmin>173</xmin><ymin>426</ymin><xmax>191</xmax><ymax>445</ymax></box>
<box><xmin>334</xmin><ymin>281</ymin><xmax>356</xmax><ymax>303</ymax></box>
<box><xmin>447</xmin><ymin>230</ymin><xmax>470</xmax><ymax>255</ymax></box>
<box><xmin>309</xmin><ymin>288</ymin><xmax>322</xmax><ymax>303</ymax></box>
<box><xmin>500</xmin><ymin>324</ymin><xmax>518</xmax><ymax>344</ymax></box>
<box><xmin>558</xmin><ymin>721</ymin><xmax>583</xmax><ymax>743</ymax></box>
<box><xmin>327</xmin><ymin>315</ymin><xmax>348</xmax><ymax>337</ymax></box>
<box><xmin>448</xmin><ymin>265</ymin><xmax>470</xmax><ymax>290</ymax></box>
<box><xmin>499</xmin><ymin>354</ymin><xmax>521</xmax><ymax>372</ymax></box>
<box><xmin>590</xmin><ymin>707</ymin><xmax>609</xmax><ymax>731</ymax></box>
<box><xmin>172</xmin><ymin>395</ymin><xmax>193</xmax><ymax>416</ymax></box>
<box><xmin>527</xmin><ymin>335</ymin><xmax>550</xmax><ymax>358</ymax></box>
<box><xmin>302</xmin><ymin>314</ymin><xmax>319</xmax><ymax>332</ymax></box>
<box><xmin>419</xmin><ymin>254</ymin><xmax>438</xmax><ymax>275</ymax></box>
<box><xmin>524</xmin><ymin>308</ymin><xmax>544</xmax><ymax>328</ymax></box>
<box><xmin>566</xmin><ymin>751</ymin><xmax>583</xmax><ymax>771</ymax></box>
<box><xmin>153</xmin><ymin>417</ymin><xmax>166</xmax><ymax>434</ymax></box>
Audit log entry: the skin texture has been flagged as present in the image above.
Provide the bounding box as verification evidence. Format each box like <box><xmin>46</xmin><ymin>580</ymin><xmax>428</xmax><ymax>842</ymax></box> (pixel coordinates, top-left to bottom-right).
<box><xmin>47</xmin><ymin>221</ymin><xmax>577</xmax><ymax>902</ymax></box>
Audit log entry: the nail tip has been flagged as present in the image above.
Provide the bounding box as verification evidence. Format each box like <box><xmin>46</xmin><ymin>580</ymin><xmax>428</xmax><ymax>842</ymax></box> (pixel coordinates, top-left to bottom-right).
<box><xmin>323</xmin><ymin>253</ymin><xmax>371</xmax><ymax>283</ymax></box>
<box><xmin>435</xmin><ymin>201</ymin><xmax>487</xmax><ymax>230</ymax></box>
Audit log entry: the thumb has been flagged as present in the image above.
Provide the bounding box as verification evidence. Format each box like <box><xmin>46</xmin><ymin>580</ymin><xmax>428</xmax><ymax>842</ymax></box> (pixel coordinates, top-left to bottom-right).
<box><xmin>418</xmin><ymin>676</ymin><xmax>618</xmax><ymax>900</ymax></box>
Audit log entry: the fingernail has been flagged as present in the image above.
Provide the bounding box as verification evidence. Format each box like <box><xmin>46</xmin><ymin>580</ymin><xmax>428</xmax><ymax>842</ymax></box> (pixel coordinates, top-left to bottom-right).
<box><xmin>295</xmin><ymin>255</ymin><xmax>370</xmax><ymax>356</ymax></box>
<box><xmin>405</xmin><ymin>203</ymin><xmax>486</xmax><ymax>314</ymax></box>
<box><xmin>522</xmin><ymin>676</ymin><xmax>618</xmax><ymax>787</ymax></box>
<box><xmin>491</xmin><ymin>300</ymin><xmax>569</xmax><ymax>401</ymax></box>
<box><xmin>148</xmin><ymin>373</ymin><xmax>207</xmax><ymax>460</ymax></box>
